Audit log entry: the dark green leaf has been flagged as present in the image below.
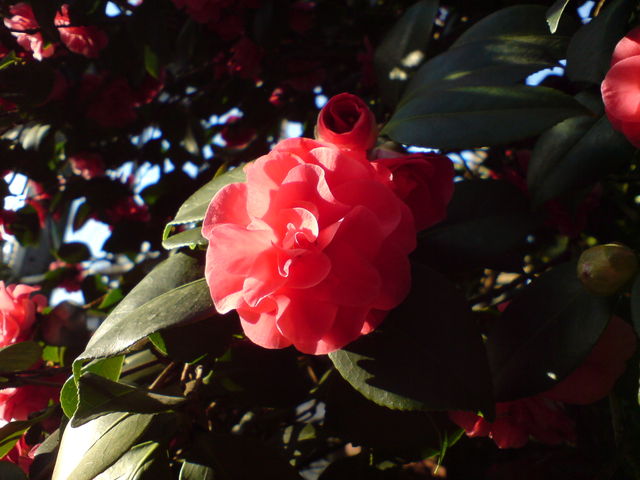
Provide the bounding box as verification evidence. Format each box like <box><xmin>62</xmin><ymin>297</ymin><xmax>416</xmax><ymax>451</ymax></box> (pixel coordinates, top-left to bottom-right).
<box><xmin>546</xmin><ymin>0</ymin><xmax>572</xmax><ymax>34</ymax></box>
<box><xmin>528</xmin><ymin>115</ymin><xmax>634</xmax><ymax>206</ymax></box>
<box><xmin>56</xmin><ymin>242</ymin><xmax>91</xmax><ymax>263</ymax></box>
<box><xmin>0</xmin><ymin>342</ymin><xmax>42</xmax><ymax>373</ymax></box>
<box><xmin>383</xmin><ymin>85</ymin><xmax>587</xmax><ymax>150</ymax></box>
<box><xmin>322</xmin><ymin>372</ymin><xmax>456</xmax><ymax>455</ymax></box>
<box><xmin>52</xmin><ymin>412</ymin><xmax>157</xmax><ymax>480</ymax></box>
<box><xmin>79</xmin><ymin>278</ymin><xmax>213</xmax><ymax>361</ymax></box>
<box><xmin>566</xmin><ymin>0</ymin><xmax>634</xmax><ymax>84</ymax></box>
<box><xmin>151</xmin><ymin>315</ymin><xmax>238</xmax><ymax>363</ymax></box>
<box><xmin>453</xmin><ymin>5</ymin><xmax>573</xmax><ymax>45</ymax></box>
<box><xmin>211</xmin><ymin>343</ymin><xmax>312</xmax><ymax>408</ymax></box>
<box><xmin>0</xmin><ymin>462</ymin><xmax>27</xmax><ymax>480</ymax></box>
<box><xmin>188</xmin><ymin>432</ymin><xmax>302</xmax><ymax>480</ymax></box>
<box><xmin>162</xmin><ymin>227</ymin><xmax>207</xmax><ymax>250</ymax></box>
<box><xmin>374</xmin><ymin>0</ymin><xmax>439</xmax><ymax>106</ymax></box>
<box><xmin>330</xmin><ymin>265</ymin><xmax>493</xmax><ymax>416</ymax></box>
<box><xmin>486</xmin><ymin>262</ymin><xmax>611</xmax><ymax>401</ymax></box>
<box><xmin>72</xmin><ymin>373</ymin><xmax>184</xmax><ymax>427</ymax></box>
<box><xmin>77</xmin><ymin>253</ymin><xmax>205</xmax><ymax>361</ymax></box>
<box><xmin>416</xmin><ymin>180</ymin><xmax>536</xmax><ymax>272</ymax></box>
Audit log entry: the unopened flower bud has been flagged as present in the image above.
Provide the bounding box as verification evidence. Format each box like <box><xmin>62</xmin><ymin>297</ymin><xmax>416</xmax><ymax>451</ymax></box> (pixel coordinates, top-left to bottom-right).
<box><xmin>577</xmin><ymin>243</ymin><xmax>638</xmax><ymax>296</ymax></box>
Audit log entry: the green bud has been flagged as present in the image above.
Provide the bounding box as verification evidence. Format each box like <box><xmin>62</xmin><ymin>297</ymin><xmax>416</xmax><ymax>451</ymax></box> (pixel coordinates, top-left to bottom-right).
<box><xmin>577</xmin><ymin>243</ymin><xmax>639</xmax><ymax>296</ymax></box>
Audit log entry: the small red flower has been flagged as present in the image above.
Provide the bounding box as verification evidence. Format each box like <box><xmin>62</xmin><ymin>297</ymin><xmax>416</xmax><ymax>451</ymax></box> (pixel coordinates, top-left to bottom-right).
<box><xmin>54</xmin><ymin>4</ymin><xmax>108</xmax><ymax>58</ymax></box>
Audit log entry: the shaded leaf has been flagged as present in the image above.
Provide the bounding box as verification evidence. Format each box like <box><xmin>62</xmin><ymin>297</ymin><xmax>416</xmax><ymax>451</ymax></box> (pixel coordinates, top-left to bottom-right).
<box><xmin>150</xmin><ymin>314</ymin><xmax>239</xmax><ymax>363</ymax></box>
<box><xmin>416</xmin><ymin>180</ymin><xmax>536</xmax><ymax>272</ymax></box>
<box><xmin>566</xmin><ymin>0</ymin><xmax>634</xmax><ymax>84</ymax></box>
<box><xmin>528</xmin><ymin>115</ymin><xmax>634</xmax><ymax>206</ymax></box>
<box><xmin>374</xmin><ymin>0</ymin><xmax>439</xmax><ymax>106</ymax></box>
<box><xmin>383</xmin><ymin>85</ymin><xmax>586</xmax><ymax>150</ymax></box>
<box><xmin>330</xmin><ymin>265</ymin><xmax>493</xmax><ymax>416</ymax></box>
<box><xmin>0</xmin><ymin>462</ymin><xmax>27</xmax><ymax>480</ymax></box>
<box><xmin>486</xmin><ymin>262</ymin><xmax>611</xmax><ymax>401</ymax></box>
<box><xmin>72</xmin><ymin>373</ymin><xmax>184</xmax><ymax>427</ymax></box>
<box><xmin>56</xmin><ymin>242</ymin><xmax>91</xmax><ymax>263</ymax></box>
<box><xmin>0</xmin><ymin>342</ymin><xmax>42</xmax><ymax>373</ymax></box>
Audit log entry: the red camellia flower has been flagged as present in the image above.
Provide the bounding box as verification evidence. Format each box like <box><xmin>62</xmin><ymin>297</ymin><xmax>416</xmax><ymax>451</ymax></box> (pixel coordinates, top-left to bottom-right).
<box><xmin>5</xmin><ymin>435</ymin><xmax>37</xmax><ymax>473</ymax></box>
<box><xmin>449</xmin><ymin>397</ymin><xmax>575</xmax><ymax>449</ymax></box>
<box><xmin>450</xmin><ymin>316</ymin><xmax>636</xmax><ymax>448</ymax></box>
<box><xmin>372</xmin><ymin>151</ymin><xmax>455</xmax><ymax>231</ymax></box>
<box><xmin>316</xmin><ymin>93</ymin><xmax>377</xmax><ymax>150</ymax></box>
<box><xmin>204</xmin><ymin>139</ymin><xmax>418</xmax><ymax>354</ymax></box>
<box><xmin>69</xmin><ymin>152</ymin><xmax>105</xmax><ymax>180</ymax></box>
<box><xmin>0</xmin><ymin>282</ymin><xmax>46</xmax><ymax>346</ymax></box>
<box><xmin>3</xmin><ymin>2</ymin><xmax>55</xmax><ymax>61</ymax></box>
<box><xmin>0</xmin><ymin>384</ymin><xmax>59</xmax><ymax>421</ymax></box>
<box><xmin>602</xmin><ymin>27</ymin><xmax>640</xmax><ymax>147</ymax></box>
<box><xmin>80</xmin><ymin>74</ymin><xmax>138</xmax><ymax>128</ymax></box>
<box><xmin>54</xmin><ymin>4</ymin><xmax>108</xmax><ymax>58</ymax></box>
<box><xmin>203</xmin><ymin>94</ymin><xmax>454</xmax><ymax>354</ymax></box>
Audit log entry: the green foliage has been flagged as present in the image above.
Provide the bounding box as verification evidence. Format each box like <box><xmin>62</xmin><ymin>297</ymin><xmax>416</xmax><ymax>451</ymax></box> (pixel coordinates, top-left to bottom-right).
<box><xmin>566</xmin><ymin>0</ymin><xmax>635</xmax><ymax>83</ymax></box>
<box><xmin>416</xmin><ymin>180</ymin><xmax>536</xmax><ymax>272</ymax></box>
<box><xmin>77</xmin><ymin>253</ymin><xmax>208</xmax><ymax>361</ymax></box>
<box><xmin>383</xmin><ymin>85</ymin><xmax>587</xmax><ymax>149</ymax></box>
<box><xmin>330</xmin><ymin>265</ymin><xmax>493</xmax><ymax>416</ymax></box>
<box><xmin>0</xmin><ymin>342</ymin><xmax>42</xmax><ymax>373</ymax></box>
<box><xmin>486</xmin><ymin>262</ymin><xmax>611</xmax><ymax>401</ymax></box>
<box><xmin>374</xmin><ymin>0</ymin><xmax>439</xmax><ymax>106</ymax></box>
<box><xmin>528</xmin><ymin>115</ymin><xmax>635</xmax><ymax>206</ymax></box>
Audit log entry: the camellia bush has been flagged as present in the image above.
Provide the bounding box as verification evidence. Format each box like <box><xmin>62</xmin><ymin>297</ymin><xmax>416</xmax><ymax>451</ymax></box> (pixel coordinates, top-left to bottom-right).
<box><xmin>2</xmin><ymin>0</ymin><xmax>640</xmax><ymax>478</ymax></box>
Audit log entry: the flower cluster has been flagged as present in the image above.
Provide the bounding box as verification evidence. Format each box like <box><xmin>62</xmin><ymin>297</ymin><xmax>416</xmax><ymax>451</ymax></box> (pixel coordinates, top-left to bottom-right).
<box><xmin>450</xmin><ymin>316</ymin><xmax>636</xmax><ymax>449</ymax></box>
<box><xmin>203</xmin><ymin>93</ymin><xmax>454</xmax><ymax>354</ymax></box>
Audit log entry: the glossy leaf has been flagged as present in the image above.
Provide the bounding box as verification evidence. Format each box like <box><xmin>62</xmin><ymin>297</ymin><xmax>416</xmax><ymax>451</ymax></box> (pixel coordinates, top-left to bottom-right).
<box><xmin>72</xmin><ymin>373</ymin><xmax>184</xmax><ymax>427</ymax></box>
<box><xmin>0</xmin><ymin>421</ymin><xmax>31</xmax><ymax>459</ymax></box>
<box><xmin>77</xmin><ymin>252</ymin><xmax>206</xmax><ymax>361</ymax></box>
<box><xmin>330</xmin><ymin>265</ymin><xmax>493</xmax><ymax>416</ymax></box>
<box><xmin>453</xmin><ymin>5</ymin><xmax>573</xmax><ymax>45</ymax></box>
<box><xmin>566</xmin><ymin>0</ymin><xmax>634</xmax><ymax>84</ymax></box>
<box><xmin>56</xmin><ymin>242</ymin><xmax>91</xmax><ymax>263</ymax></box>
<box><xmin>52</xmin><ymin>412</ymin><xmax>157</xmax><ymax>480</ymax></box>
<box><xmin>0</xmin><ymin>341</ymin><xmax>42</xmax><ymax>373</ymax></box>
<box><xmin>486</xmin><ymin>262</ymin><xmax>611</xmax><ymax>401</ymax></box>
<box><xmin>383</xmin><ymin>85</ymin><xmax>586</xmax><ymax>150</ymax></box>
<box><xmin>527</xmin><ymin>115</ymin><xmax>634</xmax><ymax>206</ymax></box>
<box><xmin>374</xmin><ymin>0</ymin><xmax>439</xmax><ymax>106</ymax></box>
<box><xmin>94</xmin><ymin>441</ymin><xmax>172</xmax><ymax>480</ymax></box>
<box><xmin>416</xmin><ymin>180</ymin><xmax>536</xmax><ymax>273</ymax></box>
